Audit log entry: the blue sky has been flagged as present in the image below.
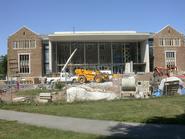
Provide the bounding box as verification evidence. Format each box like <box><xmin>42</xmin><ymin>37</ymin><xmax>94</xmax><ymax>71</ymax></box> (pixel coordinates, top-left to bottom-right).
<box><xmin>0</xmin><ymin>0</ymin><xmax>185</xmax><ymax>55</ymax></box>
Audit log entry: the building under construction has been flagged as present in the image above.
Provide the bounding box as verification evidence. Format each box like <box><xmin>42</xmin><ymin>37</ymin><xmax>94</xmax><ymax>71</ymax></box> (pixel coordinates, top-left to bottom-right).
<box><xmin>7</xmin><ymin>25</ymin><xmax>185</xmax><ymax>78</ymax></box>
<box><xmin>48</xmin><ymin>31</ymin><xmax>150</xmax><ymax>74</ymax></box>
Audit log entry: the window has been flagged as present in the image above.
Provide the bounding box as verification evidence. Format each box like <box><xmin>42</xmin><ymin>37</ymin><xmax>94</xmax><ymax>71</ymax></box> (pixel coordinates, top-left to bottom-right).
<box><xmin>19</xmin><ymin>54</ymin><xmax>30</xmax><ymax>74</ymax></box>
<box><xmin>100</xmin><ymin>46</ymin><xmax>105</xmax><ymax>50</ymax></box>
<box><xmin>30</xmin><ymin>40</ymin><xmax>36</xmax><ymax>48</ymax></box>
<box><xmin>148</xmin><ymin>39</ymin><xmax>153</xmax><ymax>47</ymax></box>
<box><xmin>159</xmin><ymin>38</ymin><xmax>180</xmax><ymax>46</ymax></box>
<box><xmin>45</xmin><ymin>64</ymin><xmax>49</xmax><ymax>74</ymax></box>
<box><xmin>159</xmin><ymin>38</ymin><xmax>163</xmax><ymax>46</ymax></box>
<box><xmin>13</xmin><ymin>40</ymin><xmax>36</xmax><ymax>49</ymax></box>
<box><xmin>175</xmin><ymin>38</ymin><xmax>180</xmax><ymax>46</ymax></box>
<box><xmin>13</xmin><ymin>42</ymin><xmax>17</xmax><ymax>49</ymax></box>
<box><xmin>44</xmin><ymin>49</ymin><xmax>49</xmax><ymax>63</ymax></box>
<box><xmin>165</xmin><ymin>51</ymin><xmax>176</xmax><ymax>68</ymax></box>
<box><xmin>100</xmin><ymin>56</ymin><xmax>105</xmax><ymax>60</ymax></box>
<box><xmin>166</xmin><ymin>52</ymin><xmax>175</xmax><ymax>58</ymax></box>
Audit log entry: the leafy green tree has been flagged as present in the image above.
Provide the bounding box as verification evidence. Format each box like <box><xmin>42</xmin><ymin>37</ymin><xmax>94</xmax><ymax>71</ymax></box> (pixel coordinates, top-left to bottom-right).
<box><xmin>0</xmin><ymin>55</ymin><xmax>7</xmax><ymax>79</ymax></box>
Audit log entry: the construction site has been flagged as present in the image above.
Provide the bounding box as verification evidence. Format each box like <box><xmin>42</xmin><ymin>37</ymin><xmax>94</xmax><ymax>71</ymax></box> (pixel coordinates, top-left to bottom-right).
<box><xmin>1</xmin><ymin>48</ymin><xmax>185</xmax><ymax>103</ymax></box>
<box><xmin>1</xmin><ymin>25</ymin><xmax>185</xmax><ymax>103</ymax></box>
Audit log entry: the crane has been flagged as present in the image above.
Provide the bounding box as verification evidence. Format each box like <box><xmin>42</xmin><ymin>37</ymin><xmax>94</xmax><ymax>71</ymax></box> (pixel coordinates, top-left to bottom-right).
<box><xmin>61</xmin><ymin>48</ymin><xmax>77</xmax><ymax>72</ymax></box>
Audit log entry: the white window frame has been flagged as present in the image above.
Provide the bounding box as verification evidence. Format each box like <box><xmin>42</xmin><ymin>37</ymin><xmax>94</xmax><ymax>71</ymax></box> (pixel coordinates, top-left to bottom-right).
<box><xmin>18</xmin><ymin>53</ymin><xmax>31</xmax><ymax>74</ymax></box>
<box><xmin>13</xmin><ymin>40</ymin><xmax>36</xmax><ymax>49</ymax></box>
<box><xmin>165</xmin><ymin>50</ymin><xmax>176</xmax><ymax>68</ymax></box>
<box><xmin>159</xmin><ymin>38</ymin><xmax>181</xmax><ymax>47</ymax></box>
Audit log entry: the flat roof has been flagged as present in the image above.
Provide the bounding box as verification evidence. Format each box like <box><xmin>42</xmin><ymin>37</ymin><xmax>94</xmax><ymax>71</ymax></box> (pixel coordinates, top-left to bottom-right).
<box><xmin>48</xmin><ymin>31</ymin><xmax>151</xmax><ymax>41</ymax></box>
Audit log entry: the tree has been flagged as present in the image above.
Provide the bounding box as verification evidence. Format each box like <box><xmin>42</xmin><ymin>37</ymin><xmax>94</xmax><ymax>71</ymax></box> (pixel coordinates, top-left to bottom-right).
<box><xmin>0</xmin><ymin>55</ymin><xmax>7</xmax><ymax>79</ymax></box>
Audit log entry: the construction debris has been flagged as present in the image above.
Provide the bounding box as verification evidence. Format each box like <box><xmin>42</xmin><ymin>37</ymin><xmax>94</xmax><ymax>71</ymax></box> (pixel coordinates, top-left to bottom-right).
<box><xmin>12</xmin><ymin>97</ymin><xmax>27</xmax><ymax>102</ymax></box>
<box><xmin>66</xmin><ymin>85</ymin><xmax>118</xmax><ymax>102</ymax></box>
<box><xmin>39</xmin><ymin>93</ymin><xmax>52</xmax><ymax>101</ymax></box>
<box><xmin>36</xmin><ymin>98</ymin><xmax>49</xmax><ymax>104</ymax></box>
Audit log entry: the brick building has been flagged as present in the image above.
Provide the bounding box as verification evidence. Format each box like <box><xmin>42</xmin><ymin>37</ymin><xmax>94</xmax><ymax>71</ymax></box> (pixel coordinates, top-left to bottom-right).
<box><xmin>7</xmin><ymin>25</ymin><xmax>185</xmax><ymax>78</ymax></box>
<box><xmin>153</xmin><ymin>25</ymin><xmax>185</xmax><ymax>72</ymax></box>
<box><xmin>8</xmin><ymin>27</ymin><xmax>43</xmax><ymax>78</ymax></box>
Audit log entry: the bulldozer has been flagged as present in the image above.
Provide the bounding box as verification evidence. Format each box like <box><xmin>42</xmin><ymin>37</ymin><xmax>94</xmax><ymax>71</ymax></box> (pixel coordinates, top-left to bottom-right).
<box><xmin>75</xmin><ymin>69</ymin><xmax>109</xmax><ymax>84</ymax></box>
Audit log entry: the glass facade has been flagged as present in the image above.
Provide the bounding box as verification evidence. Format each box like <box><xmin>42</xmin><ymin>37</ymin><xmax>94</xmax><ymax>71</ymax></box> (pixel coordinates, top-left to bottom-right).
<box><xmin>49</xmin><ymin>41</ymin><xmax>145</xmax><ymax>74</ymax></box>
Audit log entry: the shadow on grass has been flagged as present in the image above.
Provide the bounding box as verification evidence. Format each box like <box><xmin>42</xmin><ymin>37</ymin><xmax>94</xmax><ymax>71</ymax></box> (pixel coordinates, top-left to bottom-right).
<box><xmin>144</xmin><ymin>113</ymin><xmax>185</xmax><ymax>125</ymax></box>
<box><xmin>97</xmin><ymin>113</ymin><xmax>185</xmax><ymax>139</ymax></box>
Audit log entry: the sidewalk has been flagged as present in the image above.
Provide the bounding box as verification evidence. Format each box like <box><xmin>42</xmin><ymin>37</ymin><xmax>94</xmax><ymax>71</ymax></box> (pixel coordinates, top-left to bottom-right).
<box><xmin>0</xmin><ymin>109</ymin><xmax>185</xmax><ymax>139</ymax></box>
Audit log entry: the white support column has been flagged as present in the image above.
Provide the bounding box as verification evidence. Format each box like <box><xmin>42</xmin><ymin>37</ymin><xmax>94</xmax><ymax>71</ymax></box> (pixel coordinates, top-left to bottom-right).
<box><xmin>49</xmin><ymin>40</ymin><xmax>52</xmax><ymax>73</ymax></box>
<box><xmin>144</xmin><ymin>40</ymin><xmax>150</xmax><ymax>72</ymax></box>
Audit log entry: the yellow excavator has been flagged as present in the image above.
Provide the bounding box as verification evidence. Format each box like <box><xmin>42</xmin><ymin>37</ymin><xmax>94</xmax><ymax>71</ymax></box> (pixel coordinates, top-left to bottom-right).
<box><xmin>75</xmin><ymin>69</ymin><xmax>109</xmax><ymax>84</ymax></box>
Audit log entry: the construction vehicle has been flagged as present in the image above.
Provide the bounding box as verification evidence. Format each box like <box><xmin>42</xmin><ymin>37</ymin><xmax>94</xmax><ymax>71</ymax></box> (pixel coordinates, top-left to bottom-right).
<box><xmin>75</xmin><ymin>69</ymin><xmax>109</xmax><ymax>84</ymax></box>
<box><xmin>46</xmin><ymin>48</ymin><xmax>109</xmax><ymax>84</ymax></box>
<box><xmin>46</xmin><ymin>49</ymin><xmax>78</xmax><ymax>83</ymax></box>
<box><xmin>151</xmin><ymin>66</ymin><xmax>178</xmax><ymax>92</ymax></box>
<box><xmin>62</xmin><ymin>49</ymin><xmax>109</xmax><ymax>84</ymax></box>
<box><xmin>153</xmin><ymin>66</ymin><xmax>177</xmax><ymax>78</ymax></box>
<box><xmin>59</xmin><ymin>48</ymin><xmax>78</xmax><ymax>82</ymax></box>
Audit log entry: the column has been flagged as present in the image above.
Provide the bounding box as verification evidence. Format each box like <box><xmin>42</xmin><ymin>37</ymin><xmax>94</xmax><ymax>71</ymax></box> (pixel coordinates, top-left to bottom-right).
<box><xmin>142</xmin><ymin>40</ymin><xmax>150</xmax><ymax>72</ymax></box>
<box><xmin>48</xmin><ymin>40</ymin><xmax>52</xmax><ymax>73</ymax></box>
<box><xmin>111</xmin><ymin>42</ymin><xmax>113</xmax><ymax>72</ymax></box>
<box><xmin>69</xmin><ymin>42</ymin><xmax>72</xmax><ymax>55</ymax></box>
<box><xmin>136</xmin><ymin>42</ymin><xmax>139</xmax><ymax>63</ymax></box>
<box><xmin>124</xmin><ymin>42</ymin><xmax>126</xmax><ymax>63</ymax></box>
<box><xmin>97</xmin><ymin>42</ymin><xmax>100</xmax><ymax>65</ymax></box>
<box><xmin>145</xmin><ymin>40</ymin><xmax>150</xmax><ymax>72</ymax></box>
<box><xmin>84</xmin><ymin>42</ymin><xmax>86</xmax><ymax>66</ymax></box>
<box><xmin>55</xmin><ymin>42</ymin><xmax>58</xmax><ymax>72</ymax></box>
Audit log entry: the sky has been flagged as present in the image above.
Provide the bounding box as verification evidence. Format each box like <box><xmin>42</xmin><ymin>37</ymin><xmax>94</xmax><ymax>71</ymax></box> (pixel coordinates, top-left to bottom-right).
<box><xmin>0</xmin><ymin>0</ymin><xmax>185</xmax><ymax>55</ymax></box>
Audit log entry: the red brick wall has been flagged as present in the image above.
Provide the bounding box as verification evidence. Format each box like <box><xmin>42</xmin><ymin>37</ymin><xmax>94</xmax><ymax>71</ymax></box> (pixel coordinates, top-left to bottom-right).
<box><xmin>8</xmin><ymin>27</ymin><xmax>43</xmax><ymax>77</ymax></box>
<box><xmin>153</xmin><ymin>26</ymin><xmax>185</xmax><ymax>72</ymax></box>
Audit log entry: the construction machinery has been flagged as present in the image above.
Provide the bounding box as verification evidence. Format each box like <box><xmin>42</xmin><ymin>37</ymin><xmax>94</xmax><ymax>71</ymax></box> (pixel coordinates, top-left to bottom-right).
<box><xmin>46</xmin><ymin>48</ymin><xmax>109</xmax><ymax>84</ymax></box>
<box><xmin>153</xmin><ymin>66</ymin><xmax>177</xmax><ymax>78</ymax></box>
<box><xmin>75</xmin><ymin>69</ymin><xmax>109</xmax><ymax>84</ymax></box>
<box><xmin>46</xmin><ymin>49</ymin><xmax>78</xmax><ymax>84</ymax></box>
<box><xmin>151</xmin><ymin>66</ymin><xmax>178</xmax><ymax>92</ymax></box>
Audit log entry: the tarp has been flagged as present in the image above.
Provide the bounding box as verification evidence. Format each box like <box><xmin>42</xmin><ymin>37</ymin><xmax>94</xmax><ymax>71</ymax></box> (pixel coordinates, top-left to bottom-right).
<box><xmin>66</xmin><ymin>87</ymin><xmax>118</xmax><ymax>102</ymax></box>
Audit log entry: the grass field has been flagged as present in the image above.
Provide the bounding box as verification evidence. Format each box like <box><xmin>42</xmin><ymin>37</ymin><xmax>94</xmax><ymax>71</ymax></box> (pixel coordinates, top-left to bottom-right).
<box><xmin>0</xmin><ymin>120</ymin><xmax>102</xmax><ymax>139</ymax></box>
<box><xmin>1</xmin><ymin>96</ymin><xmax>185</xmax><ymax>124</ymax></box>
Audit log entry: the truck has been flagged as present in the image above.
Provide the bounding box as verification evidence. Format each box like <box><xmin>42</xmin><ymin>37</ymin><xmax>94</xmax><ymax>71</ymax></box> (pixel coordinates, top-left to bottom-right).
<box><xmin>60</xmin><ymin>72</ymin><xmax>77</xmax><ymax>83</ymax></box>
<box><xmin>46</xmin><ymin>49</ymin><xmax>78</xmax><ymax>84</ymax></box>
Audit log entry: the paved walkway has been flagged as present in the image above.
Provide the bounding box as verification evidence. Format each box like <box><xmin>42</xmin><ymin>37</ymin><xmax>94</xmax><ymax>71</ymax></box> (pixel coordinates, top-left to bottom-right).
<box><xmin>0</xmin><ymin>109</ymin><xmax>185</xmax><ymax>139</ymax></box>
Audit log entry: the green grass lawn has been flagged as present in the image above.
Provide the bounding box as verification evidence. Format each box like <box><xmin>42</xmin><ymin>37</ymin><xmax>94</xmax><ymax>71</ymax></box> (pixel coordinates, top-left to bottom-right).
<box><xmin>1</xmin><ymin>96</ymin><xmax>185</xmax><ymax>124</ymax></box>
<box><xmin>0</xmin><ymin>120</ymin><xmax>101</xmax><ymax>139</ymax></box>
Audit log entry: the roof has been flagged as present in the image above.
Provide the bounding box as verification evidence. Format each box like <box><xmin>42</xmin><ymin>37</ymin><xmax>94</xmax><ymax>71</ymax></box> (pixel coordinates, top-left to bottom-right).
<box><xmin>153</xmin><ymin>25</ymin><xmax>184</xmax><ymax>36</ymax></box>
<box><xmin>9</xmin><ymin>26</ymin><xmax>39</xmax><ymax>37</ymax></box>
<box><xmin>48</xmin><ymin>31</ymin><xmax>151</xmax><ymax>41</ymax></box>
